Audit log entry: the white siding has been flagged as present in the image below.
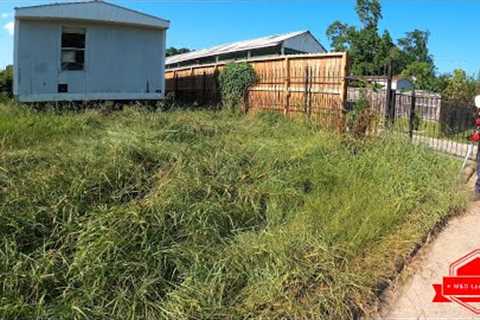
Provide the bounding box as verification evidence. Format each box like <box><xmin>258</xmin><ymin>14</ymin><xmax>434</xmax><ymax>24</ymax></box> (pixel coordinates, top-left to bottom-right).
<box><xmin>15</xmin><ymin>20</ymin><xmax>59</xmax><ymax>97</ymax></box>
<box><xmin>15</xmin><ymin>19</ymin><xmax>166</xmax><ymax>102</ymax></box>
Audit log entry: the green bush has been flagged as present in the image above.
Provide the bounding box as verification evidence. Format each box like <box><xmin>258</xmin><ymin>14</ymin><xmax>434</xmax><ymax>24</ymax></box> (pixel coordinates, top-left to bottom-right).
<box><xmin>0</xmin><ymin>93</ymin><xmax>12</xmax><ymax>104</ymax></box>
<box><xmin>0</xmin><ymin>65</ymin><xmax>13</xmax><ymax>96</ymax></box>
<box><xmin>218</xmin><ymin>62</ymin><xmax>256</xmax><ymax>110</ymax></box>
<box><xmin>347</xmin><ymin>92</ymin><xmax>377</xmax><ymax>137</ymax></box>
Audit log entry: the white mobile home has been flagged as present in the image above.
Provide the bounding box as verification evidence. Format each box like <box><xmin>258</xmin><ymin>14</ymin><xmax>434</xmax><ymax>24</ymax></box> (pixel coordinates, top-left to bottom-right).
<box><xmin>14</xmin><ymin>1</ymin><xmax>170</xmax><ymax>103</ymax></box>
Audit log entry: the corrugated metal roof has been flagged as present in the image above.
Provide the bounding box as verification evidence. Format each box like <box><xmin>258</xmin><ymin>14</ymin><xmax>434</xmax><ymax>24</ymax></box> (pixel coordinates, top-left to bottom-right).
<box><xmin>166</xmin><ymin>31</ymin><xmax>309</xmax><ymax>65</ymax></box>
<box><xmin>15</xmin><ymin>0</ymin><xmax>170</xmax><ymax>29</ymax></box>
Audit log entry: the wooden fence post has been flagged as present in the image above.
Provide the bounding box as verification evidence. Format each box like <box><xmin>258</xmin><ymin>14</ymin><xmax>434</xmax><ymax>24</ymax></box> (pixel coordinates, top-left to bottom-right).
<box><xmin>304</xmin><ymin>66</ymin><xmax>309</xmax><ymax>115</ymax></box>
<box><xmin>202</xmin><ymin>71</ymin><xmax>207</xmax><ymax>105</ymax></box>
<box><xmin>173</xmin><ymin>70</ymin><xmax>178</xmax><ymax>98</ymax></box>
<box><xmin>284</xmin><ymin>57</ymin><xmax>291</xmax><ymax>116</ymax></box>
<box><xmin>213</xmin><ymin>65</ymin><xmax>219</xmax><ymax>104</ymax></box>
<box><xmin>243</xmin><ymin>87</ymin><xmax>250</xmax><ymax>114</ymax></box>
<box><xmin>339</xmin><ymin>52</ymin><xmax>349</xmax><ymax>131</ymax></box>
<box><xmin>190</xmin><ymin>67</ymin><xmax>195</xmax><ymax>102</ymax></box>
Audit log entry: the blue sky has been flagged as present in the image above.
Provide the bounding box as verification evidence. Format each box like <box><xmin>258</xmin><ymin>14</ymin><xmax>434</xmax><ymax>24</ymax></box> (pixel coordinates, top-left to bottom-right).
<box><xmin>0</xmin><ymin>0</ymin><xmax>479</xmax><ymax>75</ymax></box>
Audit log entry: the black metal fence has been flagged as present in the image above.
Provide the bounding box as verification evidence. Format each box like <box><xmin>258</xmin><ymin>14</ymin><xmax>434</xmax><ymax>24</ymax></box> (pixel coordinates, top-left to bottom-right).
<box><xmin>348</xmin><ymin>76</ymin><xmax>476</xmax><ymax>159</ymax></box>
<box><xmin>393</xmin><ymin>92</ymin><xmax>475</xmax><ymax>158</ymax></box>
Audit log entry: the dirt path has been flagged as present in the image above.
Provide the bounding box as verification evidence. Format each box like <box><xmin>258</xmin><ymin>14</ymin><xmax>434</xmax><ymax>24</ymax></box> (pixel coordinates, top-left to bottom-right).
<box><xmin>379</xmin><ymin>198</ymin><xmax>480</xmax><ymax>319</ymax></box>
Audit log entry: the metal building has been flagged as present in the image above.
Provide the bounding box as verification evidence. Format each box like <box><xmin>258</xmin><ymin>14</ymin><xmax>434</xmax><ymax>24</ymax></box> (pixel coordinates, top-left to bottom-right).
<box><xmin>13</xmin><ymin>0</ymin><xmax>170</xmax><ymax>102</ymax></box>
<box><xmin>165</xmin><ymin>31</ymin><xmax>326</xmax><ymax>69</ymax></box>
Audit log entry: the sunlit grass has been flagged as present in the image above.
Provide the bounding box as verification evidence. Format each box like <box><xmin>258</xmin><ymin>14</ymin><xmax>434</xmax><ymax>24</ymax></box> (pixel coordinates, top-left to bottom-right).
<box><xmin>0</xmin><ymin>103</ymin><xmax>467</xmax><ymax>319</ymax></box>
<box><xmin>394</xmin><ymin>116</ymin><xmax>472</xmax><ymax>143</ymax></box>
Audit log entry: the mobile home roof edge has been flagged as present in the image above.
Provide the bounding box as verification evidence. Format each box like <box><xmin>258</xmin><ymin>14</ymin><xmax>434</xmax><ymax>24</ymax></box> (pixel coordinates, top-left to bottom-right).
<box><xmin>15</xmin><ymin>0</ymin><xmax>170</xmax><ymax>28</ymax></box>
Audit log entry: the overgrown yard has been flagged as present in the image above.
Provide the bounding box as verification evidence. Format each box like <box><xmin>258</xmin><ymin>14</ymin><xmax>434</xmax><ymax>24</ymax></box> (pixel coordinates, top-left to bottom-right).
<box><xmin>0</xmin><ymin>103</ymin><xmax>467</xmax><ymax>319</ymax></box>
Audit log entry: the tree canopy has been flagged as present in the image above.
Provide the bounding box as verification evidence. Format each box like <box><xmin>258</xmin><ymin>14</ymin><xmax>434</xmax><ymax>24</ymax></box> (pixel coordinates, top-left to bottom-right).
<box><xmin>0</xmin><ymin>65</ymin><xmax>13</xmax><ymax>95</ymax></box>
<box><xmin>356</xmin><ymin>0</ymin><xmax>382</xmax><ymax>28</ymax></box>
<box><xmin>166</xmin><ymin>47</ymin><xmax>192</xmax><ymax>57</ymax></box>
<box><xmin>326</xmin><ymin>0</ymin><xmax>435</xmax><ymax>88</ymax></box>
<box><xmin>441</xmin><ymin>69</ymin><xmax>477</xmax><ymax>103</ymax></box>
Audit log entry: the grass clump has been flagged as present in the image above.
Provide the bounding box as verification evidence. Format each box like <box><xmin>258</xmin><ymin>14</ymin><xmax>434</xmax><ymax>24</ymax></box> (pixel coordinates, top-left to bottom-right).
<box><xmin>0</xmin><ymin>103</ymin><xmax>466</xmax><ymax>319</ymax></box>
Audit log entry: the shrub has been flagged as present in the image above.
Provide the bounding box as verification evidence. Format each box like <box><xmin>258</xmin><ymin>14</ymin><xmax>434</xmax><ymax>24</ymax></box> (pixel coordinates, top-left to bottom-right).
<box><xmin>442</xmin><ymin>69</ymin><xmax>476</xmax><ymax>105</ymax></box>
<box><xmin>0</xmin><ymin>65</ymin><xmax>13</xmax><ymax>96</ymax></box>
<box><xmin>347</xmin><ymin>92</ymin><xmax>377</xmax><ymax>137</ymax></box>
<box><xmin>218</xmin><ymin>63</ymin><xmax>256</xmax><ymax>110</ymax></box>
<box><xmin>0</xmin><ymin>93</ymin><xmax>12</xmax><ymax>104</ymax></box>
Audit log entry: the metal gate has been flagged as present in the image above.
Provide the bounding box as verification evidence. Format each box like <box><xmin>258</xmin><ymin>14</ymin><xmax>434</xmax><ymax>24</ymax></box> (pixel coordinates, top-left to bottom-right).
<box><xmin>390</xmin><ymin>91</ymin><xmax>475</xmax><ymax>159</ymax></box>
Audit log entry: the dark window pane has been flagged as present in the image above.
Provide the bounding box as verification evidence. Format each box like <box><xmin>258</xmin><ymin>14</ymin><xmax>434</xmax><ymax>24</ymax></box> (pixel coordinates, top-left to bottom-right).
<box><xmin>61</xmin><ymin>28</ymin><xmax>86</xmax><ymax>71</ymax></box>
<box><xmin>62</xmin><ymin>33</ymin><xmax>85</xmax><ymax>49</ymax></box>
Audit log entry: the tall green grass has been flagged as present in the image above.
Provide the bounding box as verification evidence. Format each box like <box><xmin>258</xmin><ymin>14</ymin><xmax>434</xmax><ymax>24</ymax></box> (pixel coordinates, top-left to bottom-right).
<box><xmin>0</xmin><ymin>103</ymin><xmax>466</xmax><ymax>319</ymax></box>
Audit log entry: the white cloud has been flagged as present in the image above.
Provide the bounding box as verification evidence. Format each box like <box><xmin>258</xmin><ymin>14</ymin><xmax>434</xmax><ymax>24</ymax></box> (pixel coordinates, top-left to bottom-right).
<box><xmin>4</xmin><ymin>22</ymin><xmax>14</xmax><ymax>36</ymax></box>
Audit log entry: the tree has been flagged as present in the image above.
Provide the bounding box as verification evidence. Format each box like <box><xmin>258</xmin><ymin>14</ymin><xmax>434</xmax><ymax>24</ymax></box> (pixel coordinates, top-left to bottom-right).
<box><xmin>0</xmin><ymin>65</ymin><xmax>13</xmax><ymax>95</ymax></box>
<box><xmin>394</xmin><ymin>30</ymin><xmax>437</xmax><ymax>90</ymax></box>
<box><xmin>326</xmin><ymin>21</ymin><xmax>354</xmax><ymax>52</ymax></box>
<box><xmin>375</xmin><ymin>31</ymin><xmax>396</xmax><ymax>73</ymax></box>
<box><xmin>326</xmin><ymin>0</ymin><xmax>388</xmax><ymax>75</ymax></box>
<box><xmin>401</xmin><ymin>62</ymin><xmax>435</xmax><ymax>91</ymax></box>
<box><xmin>433</xmin><ymin>73</ymin><xmax>451</xmax><ymax>94</ymax></box>
<box><xmin>326</xmin><ymin>0</ymin><xmax>435</xmax><ymax>78</ymax></box>
<box><xmin>442</xmin><ymin>69</ymin><xmax>476</xmax><ymax>104</ymax></box>
<box><xmin>166</xmin><ymin>47</ymin><xmax>191</xmax><ymax>57</ymax></box>
<box><xmin>398</xmin><ymin>30</ymin><xmax>433</xmax><ymax>65</ymax></box>
<box><xmin>356</xmin><ymin>0</ymin><xmax>382</xmax><ymax>29</ymax></box>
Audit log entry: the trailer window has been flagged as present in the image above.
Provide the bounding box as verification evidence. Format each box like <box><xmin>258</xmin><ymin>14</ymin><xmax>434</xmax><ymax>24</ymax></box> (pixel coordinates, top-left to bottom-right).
<box><xmin>61</xmin><ymin>27</ymin><xmax>86</xmax><ymax>71</ymax></box>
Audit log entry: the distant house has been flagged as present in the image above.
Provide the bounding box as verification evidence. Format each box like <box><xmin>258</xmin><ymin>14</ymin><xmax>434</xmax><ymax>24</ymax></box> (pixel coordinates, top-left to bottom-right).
<box><xmin>391</xmin><ymin>76</ymin><xmax>414</xmax><ymax>91</ymax></box>
<box><xmin>14</xmin><ymin>1</ymin><xmax>170</xmax><ymax>103</ymax></box>
<box><xmin>165</xmin><ymin>31</ymin><xmax>326</xmax><ymax>69</ymax></box>
<box><xmin>368</xmin><ymin>76</ymin><xmax>414</xmax><ymax>92</ymax></box>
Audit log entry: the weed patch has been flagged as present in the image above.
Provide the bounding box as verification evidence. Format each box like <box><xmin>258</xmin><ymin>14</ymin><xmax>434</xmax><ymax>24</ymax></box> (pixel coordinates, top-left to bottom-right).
<box><xmin>0</xmin><ymin>104</ymin><xmax>466</xmax><ymax>319</ymax></box>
